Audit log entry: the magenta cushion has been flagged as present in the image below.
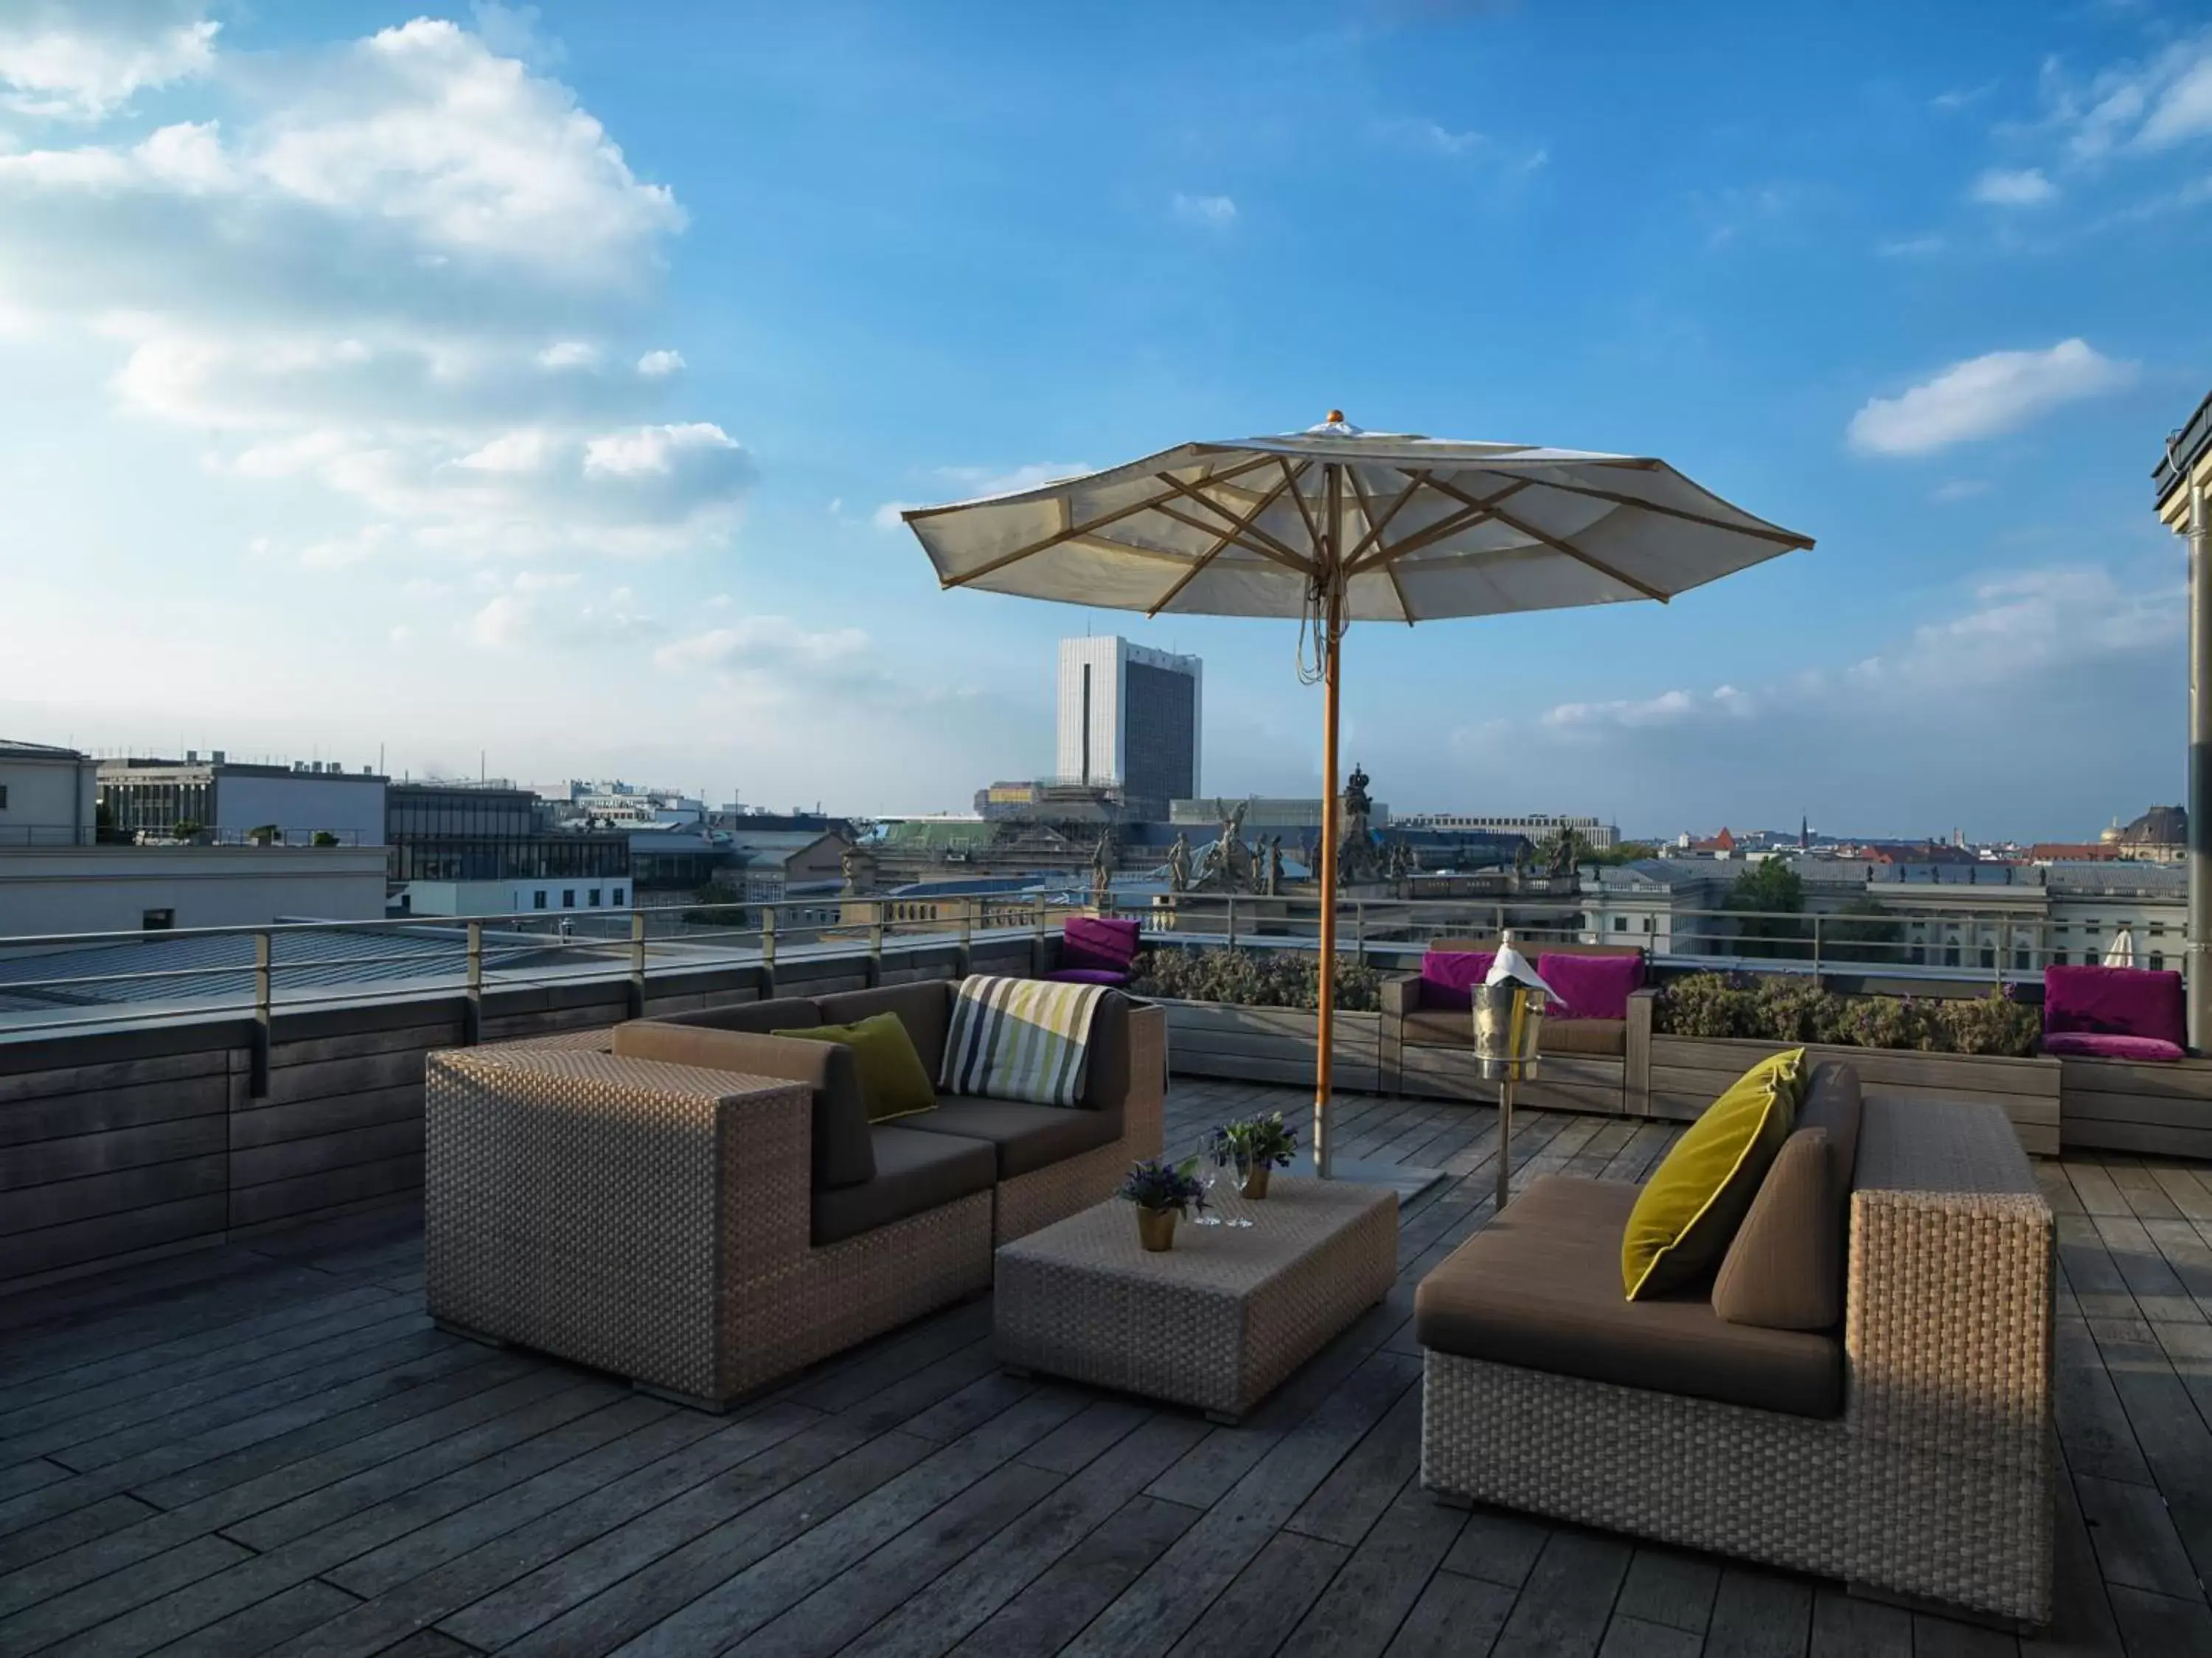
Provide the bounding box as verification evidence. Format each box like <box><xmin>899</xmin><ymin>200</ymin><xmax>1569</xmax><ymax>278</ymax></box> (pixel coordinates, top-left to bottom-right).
<box><xmin>2043</xmin><ymin>965</ymin><xmax>2185</xmax><ymax>1047</ymax></box>
<box><xmin>1043</xmin><ymin>967</ymin><xmax>1130</xmax><ymax>986</ymax></box>
<box><xmin>1420</xmin><ymin>949</ymin><xmax>1495</xmax><ymax>1012</ymax></box>
<box><xmin>1061</xmin><ymin>915</ymin><xmax>1141</xmax><ymax>974</ymax></box>
<box><xmin>1536</xmin><ymin>952</ymin><xmax>1644</xmax><ymax>1022</ymax></box>
<box><xmin>2042</xmin><ymin>1030</ymin><xmax>2186</xmax><ymax>1062</ymax></box>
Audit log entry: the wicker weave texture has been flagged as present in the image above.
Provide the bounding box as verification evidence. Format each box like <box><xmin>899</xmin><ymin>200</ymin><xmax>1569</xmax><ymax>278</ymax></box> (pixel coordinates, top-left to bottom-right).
<box><xmin>994</xmin><ymin>1004</ymin><xmax>1167</xmax><ymax>1244</ymax></box>
<box><xmin>426</xmin><ymin>1047</ymin><xmax>992</xmax><ymax>1404</ymax></box>
<box><xmin>994</xmin><ymin>1176</ymin><xmax>1397</xmax><ymax>1418</ymax></box>
<box><xmin>1418</xmin><ymin>1096</ymin><xmax>2053</xmax><ymax>1626</ymax></box>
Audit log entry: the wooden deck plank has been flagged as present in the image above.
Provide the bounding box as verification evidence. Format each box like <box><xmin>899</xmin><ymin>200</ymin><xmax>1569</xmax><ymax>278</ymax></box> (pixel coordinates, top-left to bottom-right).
<box><xmin>0</xmin><ymin>1081</ymin><xmax>2199</xmax><ymax>1657</ymax></box>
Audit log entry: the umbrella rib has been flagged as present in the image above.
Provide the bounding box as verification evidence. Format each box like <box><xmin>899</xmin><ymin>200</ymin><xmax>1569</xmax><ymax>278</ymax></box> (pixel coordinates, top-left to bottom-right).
<box><xmin>1500</xmin><ymin>475</ymin><xmax>1813</xmax><ymax>547</ymax></box>
<box><xmin>1150</xmin><ymin>473</ymin><xmax>1318</xmax><ymax>570</ymax></box>
<box><xmin>1346</xmin><ymin>479</ymin><xmax>1531</xmax><ymax>574</ymax></box>
<box><xmin>1416</xmin><ymin>473</ymin><xmax>1670</xmax><ymax>603</ymax></box>
<box><xmin>1277</xmin><ymin>457</ymin><xmax>1324</xmax><ymax>551</ymax></box>
<box><xmin>1145</xmin><ymin>468</ymin><xmax>1301</xmax><ymax>617</ymax></box>
<box><xmin>1342</xmin><ymin>469</ymin><xmax>1418</xmax><ymax>625</ymax></box>
<box><xmin>931</xmin><ymin>454</ymin><xmax>1278</xmax><ymax>589</ymax></box>
<box><xmin>1142</xmin><ymin>501</ymin><xmax>1315</xmax><ymax>576</ymax></box>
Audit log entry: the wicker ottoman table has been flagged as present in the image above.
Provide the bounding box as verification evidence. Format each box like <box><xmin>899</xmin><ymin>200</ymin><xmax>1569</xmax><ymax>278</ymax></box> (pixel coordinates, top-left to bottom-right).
<box><xmin>992</xmin><ymin>1176</ymin><xmax>1398</xmax><ymax>1422</ymax></box>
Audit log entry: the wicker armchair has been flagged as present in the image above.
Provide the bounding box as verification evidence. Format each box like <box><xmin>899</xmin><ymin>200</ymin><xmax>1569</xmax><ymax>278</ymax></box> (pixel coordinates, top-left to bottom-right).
<box><xmin>1418</xmin><ymin>1094</ymin><xmax>2054</xmax><ymax>1627</ymax></box>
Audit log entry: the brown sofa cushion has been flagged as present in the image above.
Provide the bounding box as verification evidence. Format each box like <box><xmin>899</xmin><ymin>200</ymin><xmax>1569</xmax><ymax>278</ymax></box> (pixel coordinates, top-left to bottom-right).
<box><xmin>902</xmin><ymin>1096</ymin><xmax>1124</xmax><ymax>1179</ymax></box>
<box><xmin>811</xmin><ymin>1124</ymin><xmax>995</xmax><ymax>1246</ymax></box>
<box><xmin>1400</xmin><ymin>1007</ymin><xmax>1625</xmax><ymax>1058</ymax></box>
<box><xmin>1413</xmin><ymin>1173</ymin><xmax>1842</xmax><ymax>1418</ymax></box>
<box><xmin>650</xmin><ymin>997</ymin><xmax>824</xmax><ymax>1035</ymax></box>
<box><xmin>611</xmin><ymin>1020</ymin><xmax>875</xmax><ymax>1191</ymax></box>
<box><xmin>1797</xmin><ymin>1061</ymin><xmax>1863</xmax><ymax>1184</ymax></box>
<box><xmin>1711</xmin><ymin>1129</ymin><xmax>1841</xmax><ymax>1331</ymax></box>
<box><xmin>816</xmin><ymin>982</ymin><xmax>953</xmax><ymax>1085</ymax></box>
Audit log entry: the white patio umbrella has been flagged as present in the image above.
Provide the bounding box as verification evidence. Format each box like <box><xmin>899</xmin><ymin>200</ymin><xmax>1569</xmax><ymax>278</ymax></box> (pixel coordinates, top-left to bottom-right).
<box><xmin>2105</xmin><ymin>929</ymin><xmax>2138</xmax><ymax>968</ymax></box>
<box><xmin>902</xmin><ymin>415</ymin><xmax>1813</xmax><ymax>1176</ymax></box>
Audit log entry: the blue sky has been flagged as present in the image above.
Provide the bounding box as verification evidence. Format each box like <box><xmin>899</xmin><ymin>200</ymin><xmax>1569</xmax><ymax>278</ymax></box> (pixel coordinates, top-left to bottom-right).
<box><xmin>1</xmin><ymin>1</ymin><xmax>2208</xmax><ymax>838</ymax></box>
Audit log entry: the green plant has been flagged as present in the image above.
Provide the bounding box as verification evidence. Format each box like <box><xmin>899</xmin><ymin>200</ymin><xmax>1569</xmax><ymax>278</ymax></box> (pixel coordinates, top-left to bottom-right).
<box><xmin>310</xmin><ymin>830</ymin><xmax>340</xmax><ymax>847</ymax></box>
<box><xmin>1652</xmin><ymin>972</ymin><xmax>2041</xmax><ymax>1058</ymax></box>
<box><xmin>1117</xmin><ymin>1156</ymin><xmax>1208</xmax><ymax>1215</ymax></box>
<box><xmin>171</xmin><ymin>819</ymin><xmax>204</xmax><ymax>840</ymax></box>
<box><xmin>246</xmin><ymin>823</ymin><xmax>281</xmax><ymax>846</ymax></box>
<box><xmin>1823</xmin><ymin>898</ymin><xmax>1905</xmax><ymax>965</ymax></box>
<box><xmin>1125</xmin><ymin>947</ymin><xmax>1382</xmax><ymax>1011</ymax></box>
<box><xmin>1208</xmin><ymin>1111</ymin><xmax>1298</xmax><ymax>1170</ymax></box>
<box><xmin>1725</xmin><ymin>860</ymin><xmax>1808</xmax><ymax>960</ymax></box>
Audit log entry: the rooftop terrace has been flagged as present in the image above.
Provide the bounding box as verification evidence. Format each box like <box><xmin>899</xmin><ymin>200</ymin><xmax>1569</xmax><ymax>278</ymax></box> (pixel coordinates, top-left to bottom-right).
<box><xmin>0</xmin><ymin>1078</ymin><xmax>2205</xmax><ymax>1657</ymax></box>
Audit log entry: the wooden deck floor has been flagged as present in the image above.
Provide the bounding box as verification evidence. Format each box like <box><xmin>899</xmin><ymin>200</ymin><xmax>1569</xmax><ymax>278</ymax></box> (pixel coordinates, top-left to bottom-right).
<box><xmin>1</xmin><ymin>1082</ymin><xmax>2208</xmax><ymax>1657</ymax></box>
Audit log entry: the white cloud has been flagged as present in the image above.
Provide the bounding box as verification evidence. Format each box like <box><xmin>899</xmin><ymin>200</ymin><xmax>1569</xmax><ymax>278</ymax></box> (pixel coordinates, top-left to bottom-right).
<box><xmin>1876</xmin><ymin>233</ymin><xmax>1944</xmax><ymax>257</ymax></box>
<box><xmin>636</xmin><ymin>348</ymin><xmax>684</xmax><ymax>376</ymax></box>
<box><xmin>870</xmin><ymin>460</ymin><xmax>1091</xmax><ymax>530</ymax></box>
<box><xmin>1970</xmin><ymin>167</ymin><xmax>2056</xmax><ymax>206</ymax></box>
<box><xmin>537</xmin><ymin>340</ymin><xmax>600</xmax><ymax>369</ymax></box>
<box><xmin>1848</xmin><ymin>567</ymin><xmax>2179</xmax><ymax>693</ymax></box>
<box><xmin>1541</xmin><ymin>686</ymin><xmax>1752</xmax><ymax>732</ymax></box>
<box><xmin>1378</xmin><ymin>117</ymin><xmax>1483</xmax><ymax>156</ymax></box>
<box><xmin>1846</xmin><ymin>339</ymin><xmax>2136</xmax><ymax>457</ymax></box>
<box><xmin>1172</xmin><ymin>192</ymin><xmax>1236</xmax><ymax>227</ymax></box>
<box><xmin>2053</xmin><ymin>30</ymin><xmax>2212</xmax><ymax>159</ymax></box>
<box><xmin>0</xmin><ymin>1</ymin><xmax>218</xmax><ymax>120</ymax></box>
<box><xmin>0</xmin><ymin>14</ymin><xmax>751</xmax><ymax>568</ymax></box>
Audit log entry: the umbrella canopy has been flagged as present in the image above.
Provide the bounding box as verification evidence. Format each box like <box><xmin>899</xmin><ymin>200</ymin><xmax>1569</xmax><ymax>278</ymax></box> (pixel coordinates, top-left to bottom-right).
<box><xmin>903</xmin><ymin>416</ymin><xmax>1812</xmax><ymax>1176</ymax></box>
<box><xmin>2105</xmin><ymin>928</ymin><xmax>2138</xmax><ymax>969</ymax></box>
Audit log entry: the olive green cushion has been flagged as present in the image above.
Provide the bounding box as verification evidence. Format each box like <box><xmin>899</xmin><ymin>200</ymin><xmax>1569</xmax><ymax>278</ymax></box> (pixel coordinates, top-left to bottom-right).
<box><xmin>772</xmin><ymin>1013</ymin><xmax>939</xmax><ymax>1123</ymax></box>
<box><xmin>1622</xmin><ymin>1047</ymin><xmax>1805</xmax><ymax>1300</ymax></box>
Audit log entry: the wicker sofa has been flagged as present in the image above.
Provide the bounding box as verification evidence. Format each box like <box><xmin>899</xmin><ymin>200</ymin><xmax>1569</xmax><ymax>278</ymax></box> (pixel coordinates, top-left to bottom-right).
<box><xmin>1414</xmin><ymin>1062</ymin><xmax>2055</xmax><ymax>1627</ymax></box>
<box><xmin>426</xmin><ymin>981</ymin><xmax>1164</xmax><ymax>1407</ymax></box>
<box><xmin>1382</xmin><ymin>939</ymin><xmax>1654</xmax><ymax>1111</ymax></box>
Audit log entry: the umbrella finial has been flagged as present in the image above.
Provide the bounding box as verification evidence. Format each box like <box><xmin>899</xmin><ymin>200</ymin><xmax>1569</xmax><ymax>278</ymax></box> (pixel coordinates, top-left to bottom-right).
<box><xmin>1326</xmin><ymin>409</ymin><xmax>1345</xmax><ymax>424</ymax></box>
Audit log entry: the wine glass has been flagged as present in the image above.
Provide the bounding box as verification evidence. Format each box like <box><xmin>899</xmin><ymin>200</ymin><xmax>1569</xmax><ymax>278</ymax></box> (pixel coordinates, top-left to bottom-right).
<box><xmin>1189</xmin><ymin>1135</ymin><xmax>1222</xmax><ymax>1225</ymax></box>
<box><xmin>1224</xmin><ymin>1139</ymin><xmax>1256</xmax><ymax>1227</ymax></box>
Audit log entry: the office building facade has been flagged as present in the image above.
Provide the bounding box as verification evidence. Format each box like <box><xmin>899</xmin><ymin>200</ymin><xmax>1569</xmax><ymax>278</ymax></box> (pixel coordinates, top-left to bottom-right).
<box><xmin>98</xmin><ymin>754</ymin><xmax>386</xmax><ymax>846</ymax></box>
<box><xmin>1054</xmin><ymin>637</ymin><xmax>1202</xmax><ymax>805</ymax></box>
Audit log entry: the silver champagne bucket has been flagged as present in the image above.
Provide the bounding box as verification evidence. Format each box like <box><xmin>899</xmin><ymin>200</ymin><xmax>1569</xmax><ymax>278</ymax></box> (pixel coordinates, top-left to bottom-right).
<box><xmin>1472</xmin><ymin>980</ymin><xmax>1546</xmax><ymax>1083</ymax></box>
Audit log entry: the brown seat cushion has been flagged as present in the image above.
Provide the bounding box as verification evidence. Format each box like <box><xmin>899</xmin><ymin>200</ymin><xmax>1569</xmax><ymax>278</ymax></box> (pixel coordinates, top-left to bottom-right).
<box><xmin>902</xmin><ymin>1097</ymin><xmax>1124</xmax><ymax>1179</ymax></box>
<box><xmin>1400</xmin><ymin>1007</ymin><xmax>1624</xmax><ymax>1057</ymax></box>
<box><xmin>1797</xmin><ymin>1061</ymin><xmax>1863</xmax><ymax>1184</ymax></box>
<box><xmin>611</xmin><ymin>1020</ymin><xmax>874</xmax><ymax>1191</ymax></box>
<box><xmin>816</xmin><ymin>982</ymin><xmax>953</xmax><ymax>1085</ymax></box>
<box><xmin>811</xmin><ymin>1125</ymin><xmax>995</xmax><ymax>1246</ymax></box>
<box><xmin>650</xmin><ymin>997</ymin><xmax>823</xmax><ymax>1036</ymax></box>
<box><xmin>1079</xmin><ymin>991</ymin><xmax>1132</xmax><ymax>1111</ymax></box>
<box><xmin>1711</xmin><ymin>1128</ymin><xmax>1841</xmax><ymax>1331</ymax></box>
<box><xmin>1413</xmin><ymin>1173</ymin><xmax>1843</xmax><ymax>1418</ymax></box>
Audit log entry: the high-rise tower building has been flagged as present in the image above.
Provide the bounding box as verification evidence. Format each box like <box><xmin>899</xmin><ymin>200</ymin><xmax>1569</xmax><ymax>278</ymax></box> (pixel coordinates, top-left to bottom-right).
<box><xmin>1054</xmin><ymin>637</ymin><xmax>1202</xmax><ymax>806</ymax></box>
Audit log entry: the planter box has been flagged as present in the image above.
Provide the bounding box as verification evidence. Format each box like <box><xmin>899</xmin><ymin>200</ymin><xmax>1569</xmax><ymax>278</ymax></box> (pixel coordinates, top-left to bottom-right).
<box><xmin>1154</xmin><ymin>999</ymin><xmax>1381</xmax><ymax>1095</ymax></box>
<box><xmin>2057</xmin><ymin>1055</ymin><xmax>2212</xmax><ymax>1160</ymax></box>
<box><xmin>1649</xmin><ymin>1034</ymin><xmax>2060</xmax><ymax>1157</ymax></box>
<box><xmin>1391</xmin><ymin>1045</ymin><xmax>1628</xmax><ymax>1117</ymax></box>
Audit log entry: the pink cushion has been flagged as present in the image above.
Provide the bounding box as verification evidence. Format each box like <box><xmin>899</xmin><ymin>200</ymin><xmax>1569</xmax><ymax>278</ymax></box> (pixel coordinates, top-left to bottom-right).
<box><xmin>1536</xmin><ymin>952</ymin><xmax>1644</xmax><ymax>1022</ymax></box>
<box><xmin>2042</xmin><ymin>1030</ymin><xmax>2186</xmax><ymax>1063</ymax></box>
<box><xmin>1043</xmin><ymin>967</ymin><xmax>1130</xmax><ymax>986</ymax></box>
<box><xmin>1420</xmin><ymin>949</ymin><xmax>1495</xmax><ymax>1012</ymax></box>
<box><xmin>1061</xmin><ymin>915</ymin><xmax>1141</xmax><ymax>974</ymax></box>
<box><xmin>2043</xmin><ymin>965</ymin><xmax>2185</xmax><ymax>1047</ymax></box>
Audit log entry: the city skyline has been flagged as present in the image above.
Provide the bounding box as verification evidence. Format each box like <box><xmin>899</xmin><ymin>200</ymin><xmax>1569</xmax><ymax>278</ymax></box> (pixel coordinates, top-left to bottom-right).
<box><xmin>2</xmin><ymin>3</ymin><xmax>2210</xmax><ymax>834</ymax></box>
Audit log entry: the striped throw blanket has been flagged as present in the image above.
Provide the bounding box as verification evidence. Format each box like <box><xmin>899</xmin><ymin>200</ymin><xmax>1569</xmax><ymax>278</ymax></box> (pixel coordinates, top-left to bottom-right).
<box><xmin>939</xmin><ymin>975</ymin><xmax>1109</xmax><ymax>1107</ymax></box>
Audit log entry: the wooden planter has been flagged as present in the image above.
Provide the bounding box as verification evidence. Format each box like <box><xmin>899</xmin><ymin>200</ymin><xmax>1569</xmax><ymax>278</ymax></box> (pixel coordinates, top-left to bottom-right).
<box><xmin>1153</xmin><ymin>999</ymin><xmax>1382</xmax><ymax>1095</ymax></box>
<box><xmin>2056</xmin><ymin>1055</ymin><xmax>2212</xmax><ymax>1160</ymax></box>
<box><xmin>1649</xmin><ymin>1034</ymin><xmax>2061</xmax><ymax>1156</ymax></box>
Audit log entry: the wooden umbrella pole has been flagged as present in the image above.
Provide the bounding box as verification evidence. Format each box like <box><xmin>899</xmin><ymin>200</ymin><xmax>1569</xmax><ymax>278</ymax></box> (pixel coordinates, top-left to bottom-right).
<box><xmin>1315</xmin><ymin>462</ymin><xmax>1343</xmax><ymax>1179</ymax></box>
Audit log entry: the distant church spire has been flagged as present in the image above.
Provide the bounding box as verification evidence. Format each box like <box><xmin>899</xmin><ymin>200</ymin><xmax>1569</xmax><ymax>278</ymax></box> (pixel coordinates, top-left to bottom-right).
<box><xmin>1800</xmin><ymin>814</ymin><xmax>1809</xmax><ymax>851</ymax></box>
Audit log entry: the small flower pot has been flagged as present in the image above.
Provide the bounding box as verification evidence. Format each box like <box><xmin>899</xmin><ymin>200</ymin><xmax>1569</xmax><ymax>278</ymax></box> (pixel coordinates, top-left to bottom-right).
<box><xmin>1136</xmin><ymin>1207</ymin><xmax>1178</xmax><ymax>1252</ymax></box>
<box><xmin>1239</xmin><ymin>1165</ymin><xmax>1272</xmax><ymax>1201</ymax></box>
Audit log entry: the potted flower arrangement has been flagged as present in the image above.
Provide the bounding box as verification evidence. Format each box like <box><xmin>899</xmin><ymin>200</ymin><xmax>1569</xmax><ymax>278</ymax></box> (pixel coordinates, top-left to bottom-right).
<box><xmin>1210</xmin><ymin>1111</ymin><xmax>1298</xmax><ymax>1200</ymax></box>
<box><xmin>1117</xmin><ymin>1156</ymin><xmax>1208</xmax><ymax>1252</ymax></box>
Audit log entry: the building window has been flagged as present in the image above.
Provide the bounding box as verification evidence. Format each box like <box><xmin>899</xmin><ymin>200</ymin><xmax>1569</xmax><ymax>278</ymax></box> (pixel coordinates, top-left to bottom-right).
<box><xmin>613</xmin><ymin>887</ymin><xmax>625</xmax><ymax>905</ymax></box>
<box><xmin>2053</xmin><ymin>950</ymin><xmax>2069</xmax><ymax>966</ymax></box>
<box><xmin>534</xmin><ymin>890</ymin><xmax>547</xmax><ymax>910</ymax></box>
<box><xmin>142</xmin><ymin>908</ymin><xmax>174</xmax><ymax>932</ymax></box>
<box><xmin>2151</xmin><ymin>923</ymin><xmax>2167</xmax><ymax>937</ymax></box>
<box><xmin>0</xmin><ymin>784</ymin><xmax>8</xmax><ymax>809</ymax></box>
<box><xmin>1612</xmin><ymin>916</ymin><xmax>1627</xmax><ymax>932</ymax></box>
<box><xmin>588</xmin><ymin>888</ymin><xmax>602</xmax><ymax>907</ymax></box>
<box><xmin>563</xmin><ymin>889</ymin><xmax>576</xmax><ymax>908</ymax></box>
<box><xmin>1642</xmin><ymin>917</ymin><xmax>1655</xmax><ymax>933</ymax></box>
<box><xmin>2152</xmin><ymin>952</ymin><xmax>2167</xmax><ymax>971</ymax></box>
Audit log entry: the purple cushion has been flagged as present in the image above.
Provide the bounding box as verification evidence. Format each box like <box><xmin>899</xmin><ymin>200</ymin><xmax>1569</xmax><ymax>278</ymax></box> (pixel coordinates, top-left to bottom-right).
<box><xmin>2042</xmin><ymin>1030</ymin><xmax>2187</xmax><ymax>1063</ymax></box>
<box><xmin>1061</xmin><ymin>915</ymin><xmax>1141</xmax><ymax>974</ymax></box>
<box><xmin>1537</xmin><ymin>953</ymin><xmax>1644</xmax><ymax>1022</ymax></box>
<box><xmin>2043</xmin><ymin>965</ymin><xmax>2185</xmax><ymax>1047</ymax></box>
<box><xmin>1043</xmin><ymin>967</ymin><xmax>1130</xmax><ymax>986</ymax></box>
<box><xmin>1420</xmin><ymin>949</ymin><xmax>1495</xmax><ymax>1012</ymax></box>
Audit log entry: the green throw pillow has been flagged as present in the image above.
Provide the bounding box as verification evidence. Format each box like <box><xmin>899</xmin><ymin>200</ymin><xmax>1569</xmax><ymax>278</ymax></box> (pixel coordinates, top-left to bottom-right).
<box><xmin>771</xmin><ymin>1013</ymin><xmax>937</xmax><ymax>1123</ymax></box>
<box><xmin>1621</xmin><ymin>1047</ymin><xmax>1805</xmax><ymax>1300</ymax></box>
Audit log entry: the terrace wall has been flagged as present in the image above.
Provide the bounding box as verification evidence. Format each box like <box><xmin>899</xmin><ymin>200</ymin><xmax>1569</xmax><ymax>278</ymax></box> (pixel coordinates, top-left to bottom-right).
<box><xmin>0</xmin><ymin>934</ymin><xmax>1037</xmax><ymax>1294</ymax></box>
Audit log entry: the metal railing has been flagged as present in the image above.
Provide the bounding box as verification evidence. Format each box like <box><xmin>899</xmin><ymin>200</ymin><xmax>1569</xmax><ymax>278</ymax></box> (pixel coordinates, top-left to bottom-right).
<box><xmin>0</xmin><ymin>887</ymin><xmax>2177</xmax><ymax>1047</ymax></box>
